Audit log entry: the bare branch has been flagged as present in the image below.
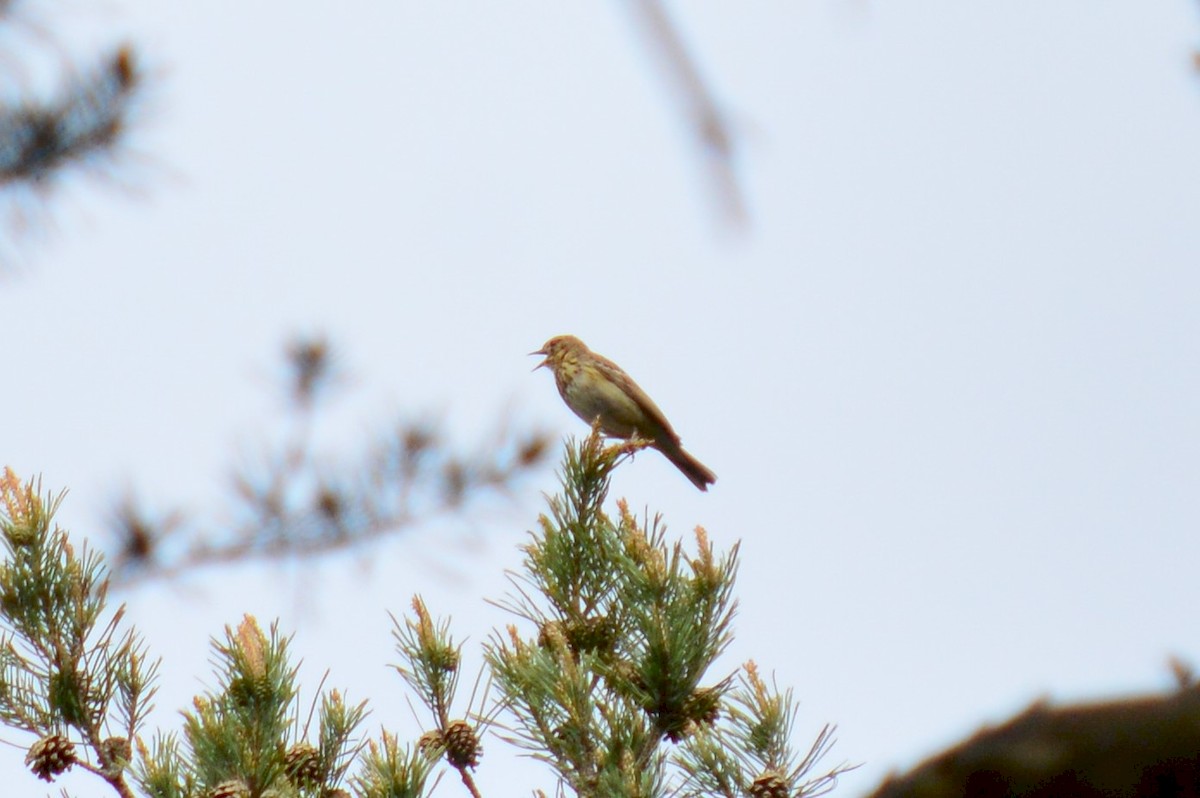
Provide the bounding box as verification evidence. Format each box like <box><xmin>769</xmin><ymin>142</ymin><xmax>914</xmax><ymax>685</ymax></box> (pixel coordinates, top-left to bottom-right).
<box><xmin>623</xmin><ymin>0</ymin><xmax>747</xmax><ymax>226</ymax></box>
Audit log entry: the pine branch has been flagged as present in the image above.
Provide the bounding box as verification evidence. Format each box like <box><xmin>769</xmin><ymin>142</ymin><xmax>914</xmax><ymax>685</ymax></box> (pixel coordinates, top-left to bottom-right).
<box><xmin>0</xmin><ymin>469</ymin><xmax>154</xmax><ymax>797</ymax></box>
<box><xmin>0</xmin><ymin>47</ymin><xmax>141</xmax><ymax>189</ymax></box>
<box><xmin>108</xmin><ymin>335</ymin><xmax>553</xmax><ymax>585</ymax></box>
<box><xmin>3</xmin><ymin>434</ymin><xmax>846</xmax><ymax>798</ymax></box>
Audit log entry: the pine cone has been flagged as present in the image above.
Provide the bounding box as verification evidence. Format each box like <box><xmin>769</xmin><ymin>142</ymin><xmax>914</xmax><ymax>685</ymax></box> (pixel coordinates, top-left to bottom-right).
<box><xmin>100</xmin><ymin>736</ymin><xmax>132</xmax><ymax>775</ymax></box>
<box><xmin>25</xmin><ymin>733</ymin><xmax>76</xmax><ymax>782</ymax></box>
<box><xmin>568</xmin><ymin>615</ymin><xmax>618</xmax><ymax>655</ymax></box>
<box><xmin>4</xmin><ymin>521</ymin><xmax>38</xmax><ymax>547</ymax></box>
<box><xmin>208</xmin><ymin>778</ymin><xmax>250</xmax><ymax>798</ymax></box>
<box><xmin>539</xmin><ymin>616</ymin><xmax>617</xmax><ymax>657</ymax></box>
<box><xmin>284</xmin><ymin>742</ymin><xmax>323</xmax><ymax>788</ymax></box>
<box><xmin>749</xmin><ymin>770</ymin><xmax>791</xmax><ymax>798</ymax></box>
<box><xmin>442</xmin><ymin>719</ymin><xmax>481</xmax><ymax>769</ymax></box>
<box><xmin>429</xmin><ymin>642</ymin><xmax>460</xmax><ymax>673</ymax></box>
<box><xmin>227</xmin><ymin>674</ymin><xmax>272</xmax><ymax>710</ymax></box>
<box><xmin>684</xmin><ymin>686</ymin><xmax>721</xmax><ymax>727</ymax></box>
<box><xmin>417</xmin><ymin>729</ymin><xmax>444</xmax><ymax>759</ymax></box>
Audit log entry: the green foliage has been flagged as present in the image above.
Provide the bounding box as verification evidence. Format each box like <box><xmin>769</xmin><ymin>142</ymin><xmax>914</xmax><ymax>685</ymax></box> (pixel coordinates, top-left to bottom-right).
<box><xmin>1</xmin><ymin>433</ymin><xmax>849</xmax><ymax>798</ymax></box>
<box><xmin>0</xmin><ymin>469</ymin><xmax>156</xmax><ymax>796</ymax></box>
<box><xmin>183</xmin><ymin>619</ymin><xmax>296</xmax><ymax>791</ymax></box>
<box><xmin>478</xmin><ymin>433</ymin><xmax>848</xmax><ymax>797</ymax></box>
<box><xmin>137</xmin><ymin>733</ymin><xmax>194</xmax><ymax>798</ymax></box>
<box><xmin>389</xmin><ymin>596</ymin><xmax>486</xmax><ymax>795</ymax></box>
<box><xmin>391</xmin><ymin>597</ymin><xmax>462</xmax><ymax>724</ymax></box>
<box><xmin>675</xmin><ymin>665</ymin><xmax>846</xmax><ymax>797</ymax></box>
<box><xmin>137</xmin><ymin>616</ymin><xmax>369</xmax><ymax>798</ymax></box>
<box><xmin>351</xmin><ymin>732</ymin><xmax>435</xmax><ymax>798</ymax></box>
<box><xmin>0</xmin><ymin>470</ymin><xmax>372</xmax><ymax>798</ymax></box>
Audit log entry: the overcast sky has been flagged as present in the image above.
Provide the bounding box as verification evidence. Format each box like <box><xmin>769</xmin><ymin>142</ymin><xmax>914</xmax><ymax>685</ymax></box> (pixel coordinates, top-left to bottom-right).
<box><xmin>3</xmin><ymin>2</ymin><xmax>1200</xmax><ymax>796</ymax></box>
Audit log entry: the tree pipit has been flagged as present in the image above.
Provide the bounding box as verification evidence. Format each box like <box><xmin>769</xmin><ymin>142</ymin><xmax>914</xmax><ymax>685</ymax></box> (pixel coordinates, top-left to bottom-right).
<box><xmin>531</xmin><ymin>335</ymin><xmax>717</xmax><ymax>491</ymax></box>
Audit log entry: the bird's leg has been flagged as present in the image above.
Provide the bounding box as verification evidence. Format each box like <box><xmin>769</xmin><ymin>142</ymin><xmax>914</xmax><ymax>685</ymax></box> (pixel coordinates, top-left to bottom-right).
<box><xmin>614</xmin><ymin>433</ymin><xmax>653</xmax><ymax>458</ymax></box>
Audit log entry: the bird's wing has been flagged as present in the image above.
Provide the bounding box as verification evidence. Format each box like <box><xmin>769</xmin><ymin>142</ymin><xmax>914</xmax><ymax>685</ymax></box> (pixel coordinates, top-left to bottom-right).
<box><xmin>594</xmin><ymin>353</ymin><xmax>680</xmax><ymax>443</ymax></box>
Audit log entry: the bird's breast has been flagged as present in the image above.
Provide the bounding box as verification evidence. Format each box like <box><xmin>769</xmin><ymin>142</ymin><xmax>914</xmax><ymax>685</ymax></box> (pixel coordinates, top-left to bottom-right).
<box><xmin>561</xmin><ymin>374</ymin><xmax>642</xmax><ymax>438</ymax></box>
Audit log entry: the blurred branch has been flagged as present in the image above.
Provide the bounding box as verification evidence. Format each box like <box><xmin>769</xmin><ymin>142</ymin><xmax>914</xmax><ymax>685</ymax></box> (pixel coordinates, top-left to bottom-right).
<box><xmin>107</xmin><ymin>335</ymin><xmax>553</xmax><ymax>586</ymax></box>
<box><xmin>0</xmin><ymin>3</ymin><xmax>147</xmax><ymax>262</ymax></box>
<box><xmin>0</xmin><ymin>47</ymin><xmax>141</xmax><ymax>189</ymax></box>
<box><xmin>623</xmin><ymin>0</ymin><xmax>747</xmax><ymax>226</ymax></box>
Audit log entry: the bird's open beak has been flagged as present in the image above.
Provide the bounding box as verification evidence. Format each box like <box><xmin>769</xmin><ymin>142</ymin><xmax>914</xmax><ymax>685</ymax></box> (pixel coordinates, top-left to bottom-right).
<box><xmin>529</xmin><ymin>348</ymin><xmax>548</xmax><ymax>371</ymax></box>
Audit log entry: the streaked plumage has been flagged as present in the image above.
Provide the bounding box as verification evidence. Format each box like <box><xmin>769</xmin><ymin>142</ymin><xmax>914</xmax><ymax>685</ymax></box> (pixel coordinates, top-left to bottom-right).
<box><xmin>531</xmin><ymin>335</ymin><xmax>716</xmax><ymax>491</ymax></box>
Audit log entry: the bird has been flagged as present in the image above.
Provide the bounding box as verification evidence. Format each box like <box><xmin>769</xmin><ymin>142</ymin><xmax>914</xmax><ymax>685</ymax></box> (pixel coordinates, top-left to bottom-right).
<box><xmin>531</xmin><ymin>335</ymin><xmax>716</xmax><ymax>491</ymax></box>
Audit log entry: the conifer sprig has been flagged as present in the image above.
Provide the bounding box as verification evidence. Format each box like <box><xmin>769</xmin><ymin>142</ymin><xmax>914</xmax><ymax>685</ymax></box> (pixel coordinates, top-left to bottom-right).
<box><xmin>478</xmin><ymin>431</ymin><xmax>844</xmax><ymax>797</ymax></box>
<box><xmin>391</xmin><ymin>596</ymin><xmax>487</xmax><ymax>798</ymax></box>
<box><xmin>0</xmin><ymin>469</ymin><xmax>156</xmax><ymax>798</ymax></box>
<box><xmin>351</xmin><ymin>731</ymin><xmax>435</xmax><ymax>798</ymax></box>
<box><xmin>137</xmin><ymin>615</ymin><xmax>369</xmax><ymax>798</ymax></box>
<box><xmin>673</xmin><ymin>662</ymin><xmax>853</xmax><ymax>797</ymax></box>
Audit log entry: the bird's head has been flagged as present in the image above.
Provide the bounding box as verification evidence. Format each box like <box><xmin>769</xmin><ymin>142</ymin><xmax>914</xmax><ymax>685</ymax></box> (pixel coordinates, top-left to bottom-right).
<box><xmin>530</xmin><ymin>335</ymin><xmax>586</xmax><ymax>371</ymax></box>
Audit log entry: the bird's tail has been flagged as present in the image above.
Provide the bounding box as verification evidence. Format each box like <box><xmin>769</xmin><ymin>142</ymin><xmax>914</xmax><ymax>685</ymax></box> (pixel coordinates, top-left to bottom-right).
<box><xmin>659</xmin><ymin>443</ymin><xmax>717</xmax><ymax>491</ymax></box>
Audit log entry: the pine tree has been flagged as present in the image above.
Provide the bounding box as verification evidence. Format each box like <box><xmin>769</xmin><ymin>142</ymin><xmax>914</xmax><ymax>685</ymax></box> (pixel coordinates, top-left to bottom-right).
<box><xmin>0</xmin><ymin>435</ymin><xmax>849</xmax><ymax>798</ymax></box>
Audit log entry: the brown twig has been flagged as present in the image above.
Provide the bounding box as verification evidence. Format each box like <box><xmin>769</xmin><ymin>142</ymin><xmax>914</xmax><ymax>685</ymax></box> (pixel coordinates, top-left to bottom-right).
<box><xmin>624</xmin><ymin>0</ymin><xmax>746</xmax><ymax>225</ymax></box>
<box><xmin>456</xmin><ymin>766</ymin><xmax>483</xmax><ymax>798</ymax></box>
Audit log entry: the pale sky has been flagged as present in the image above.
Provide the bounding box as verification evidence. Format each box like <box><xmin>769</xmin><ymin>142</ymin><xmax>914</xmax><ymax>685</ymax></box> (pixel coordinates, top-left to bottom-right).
<box><xmin>3</xmin><ymin>2</ymin><xmax>1200</xmax><ymax>796</ymax></box>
